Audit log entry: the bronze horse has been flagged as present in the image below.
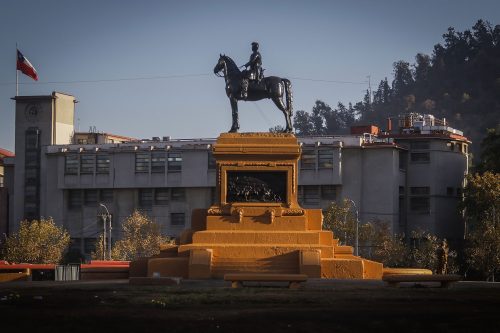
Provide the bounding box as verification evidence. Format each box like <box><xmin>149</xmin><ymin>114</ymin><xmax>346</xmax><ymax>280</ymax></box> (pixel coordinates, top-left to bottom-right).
<box><xmin>213</xmin><ymin>54</ymin><xmax>293</xmax><ymax>133</ymax></box>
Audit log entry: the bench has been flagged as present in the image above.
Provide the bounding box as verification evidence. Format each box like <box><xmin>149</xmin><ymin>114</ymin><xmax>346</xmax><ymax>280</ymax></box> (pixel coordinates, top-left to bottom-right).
<box><xmin>224</xmin><ymin>273</ymin><xmax>308</xmax><ymax>289</ymax></box>
<box><xmin>383</xmin><ymin>274</ymin><xmax>461</xmax><ymax>288</ymax></box>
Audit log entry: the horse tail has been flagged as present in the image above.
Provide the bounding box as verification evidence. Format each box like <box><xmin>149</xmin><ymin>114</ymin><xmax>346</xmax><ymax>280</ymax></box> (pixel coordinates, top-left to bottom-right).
<box><xmin>283</xmin><ymin>79</ymin><xmax>293</xmax><ymax>117</ymax></box>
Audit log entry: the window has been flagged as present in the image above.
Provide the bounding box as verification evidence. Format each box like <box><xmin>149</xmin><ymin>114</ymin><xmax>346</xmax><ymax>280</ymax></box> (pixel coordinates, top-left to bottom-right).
<box><xmin>457</xmin><ymin>188</ymin><xmax>463</xmax><ymax>197</ymax></box>
<box><xmin>303</xmin><ymin>186</ymin><xmax>320</xmax><ymax>206</ymax></box>
<box><xmin>300</xmin><ymin>148</ymin><xmax>316</xmax><ymax>170</ymax></box>
<box><xmin>318</xmin><ymin>149</ymin><xmax>334</xmax><ymax>168</ymax></box>
<box><xmin>151</xmin><ymin>152</ymin><xmax>165</xmax><ymax>173</ymax></box>
<box><xmin>447</xmin><ymin>187</ymin><xmax>454</xmax><ymax>196</ymax></box>
<box><xmin>448</xmin><ymin>142</ymin><xmax>455</xmax><ymax>151</ymax></box>
<box><xmin>410</xmin><ymin>152</ymin><xmax>430</xmax><ymax>163</ymax></box>
<box><xmin>65</xmin><ymin>155</ymin><xmax>79</xmax><ymax>174</ymax></box>
<box><xmin>171</xmin><ymin>188</ymin><xmax>185</xmax><ymax>201</ymax></box>
<box><xmin>96</xmin><ymin>154</ymin><xmax>110</xmax><ymax>173</ymax></box>
<box><xmin>135</xmin><ymin>153</ymin><xmax>150</xmax><ymax>173</ymax></box>
<box><xmin>25</xmin><ymin>167</ymin><xmax>38</xmax><ymax>185</ymax></box>
<box><xmin>208</xmin><ymin>152</ymin><xmax>216</xmax><ymax>170</ymax></box>
<box><xmin>410</xmin><ymin>186</ymin><xmax>430</xmax><ymax>214</ymax></box>
<box><xmin>399</xmin><ymin>151</ymin><xmax>408</xmax><ymax>170</ymax></box>
<box><xmin>139</xmin><ymin>189</ymin><xmax>153</xmax><ymax>208</ymax></box>
<box><xmin>321</xmin><ymin>185</ymin><xmax>336</xmax><ymax>200</ymax></box>
<box><xmin>25</xmin><ymin>129</ymin><xmax>40</xmax><ymax>149</ymax></box>
<box><xmin>154</xmin><ymin>188</ymin><xmax>169</xmax><ymax>205</ymax></box>
<box><xmin>68</xmin><ymin>190</ymin><xmax>82</xmax><ymax>209</ymax></box>
<box><xmin>168</xmin><ymin>152</ymin><xmax>182</xmax><ymax>172</ymax></box>
<box><xmin>80</xmin><ymin>155</ymin><xmax>95</xmax><ymax>174</ymax></box>
<box><xmin>25</xmin><ymin>185</ymin><xmax>37</xmax><ymax>199</ymax></box>
<box><xmin>84</xmin><ymin>238</ymin><xmax>97</xmax><ymax>254</ymax></box>
<box><xmin>100</xmin><ymin>189</ymin><xmax>113</xmax><ymax>203</ymax></box>
<box><xmin>69</xmin><ymin>238</ymin><xmax>82</xmax><ymax>252</ymax></box>
<box><xmin>410</xmin><ymin>197</ymin><xmax>430</xmax><ymax>213</ymax></box>
<box><xmin>84</xmin><ymin>190</ymin><xmax>98</xmax><ymax>206</ymax></box>
<box><xmin>170</xmin><ymin>213</ymin><xmax>185</xmax><ymax>226</ymax></box>
<box><xmin>399</xmin><ymin>186</ymin><xmax>405</xmax><ymax>196</ymax></box>
<box><xmin>25</xmin><ymin>150</ymin><xmax>39</xmax><ymax>167</ymax></box>
<box><xmin>410</xmin><ymin>187</ymin><xmax>430</xmax><ymax>195</ymax></box>
<box><xmin>410</xmin><ymin>141</ymin><xmax>430</xmax><ymax>150</ymax></box>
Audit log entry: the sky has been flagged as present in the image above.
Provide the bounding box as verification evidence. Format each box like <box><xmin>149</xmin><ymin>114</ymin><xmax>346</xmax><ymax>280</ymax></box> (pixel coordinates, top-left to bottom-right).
<box><xmin>1</xmin><ymin>0</ymin><xmax>499</xmax><ymax>152</ymax></box>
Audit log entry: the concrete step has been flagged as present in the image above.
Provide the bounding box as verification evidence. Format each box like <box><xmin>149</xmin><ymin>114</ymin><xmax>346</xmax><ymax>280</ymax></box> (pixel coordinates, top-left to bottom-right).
<box><xmin>206</xmin><ymin>215</ymin><xmax>308</xmax><ymax>231</ymax></box>
<box><xmin>212</xmin><ymin>259</ymin><xmax>300</xmax><ymax>277</ymax></box>
<box><xmin>178</xmin><ymin>243</ymin><xmax>335</xmax><ymax>258</ymax></box>
<box><xmin>192</xmin><ymin>230</ymin><xmax>333</xmax><ymax>246</ymax></box>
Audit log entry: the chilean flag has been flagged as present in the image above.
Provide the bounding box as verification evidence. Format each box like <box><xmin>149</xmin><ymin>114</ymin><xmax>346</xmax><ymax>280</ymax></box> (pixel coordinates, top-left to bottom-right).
<box><xmin>17</xmin><ymin>49</ymin><xmax>38</xmax><ymax>81</ymax></box>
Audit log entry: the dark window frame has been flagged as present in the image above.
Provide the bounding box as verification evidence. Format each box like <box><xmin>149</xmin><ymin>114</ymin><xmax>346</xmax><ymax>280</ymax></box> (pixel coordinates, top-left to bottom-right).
<box><xmin>135</xmin><ymin>153</ymin><xmax>150</xmax><ymax>173</ymax></box>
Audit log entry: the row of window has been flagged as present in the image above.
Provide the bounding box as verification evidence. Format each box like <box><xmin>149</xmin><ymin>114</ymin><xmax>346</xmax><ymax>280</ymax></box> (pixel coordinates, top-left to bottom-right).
<box><xmin>24</xmin><ymin>128</ymin><xmax>41</xmax><ymax>221</ymax></box>
<box><xmin>68</xmin><ymin>189</ymin><xmax>113</xmax><ymax>208</ymax></box>
<box><xmin>139</xmin><ymin>188</ymin><xmax>186</xmax><ymax>207</ymax></box>
<box><xmin>65</xmin><ymin>154</ymin><xmax>110</xmax><ymax>174</ymax></box>
<box><xmin>135</xmin><ymin>152</ymin><xmax>183</xmax><ymax>173</ymax></box>
<box><xmin>68</xmin><ymin>188</ymin><xmax>187</xmax><ymax>209</ymax></box>
<box><xmin>300</xmin><ymin>148</ymin><xmax>335</xmax><ymax>170</ymax></box>
<box><xmin>297</xmin><ymin>185</ymin><xmax>337</xmax><ymax>206</ymax></box>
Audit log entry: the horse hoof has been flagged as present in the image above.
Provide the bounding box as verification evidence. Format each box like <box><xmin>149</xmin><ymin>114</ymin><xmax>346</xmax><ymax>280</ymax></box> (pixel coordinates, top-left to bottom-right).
<box><xmin>228</xmin><ymin>128</ymin><xmax>239</xmax><ymax>133</ymax></box>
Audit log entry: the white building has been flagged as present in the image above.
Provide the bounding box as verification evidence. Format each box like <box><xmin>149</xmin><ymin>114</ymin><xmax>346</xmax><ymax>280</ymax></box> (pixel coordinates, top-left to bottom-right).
<box><xmin>4</xmin><ymin>92</ymin><xmax>470</xmax><ymax>257</ymax></box>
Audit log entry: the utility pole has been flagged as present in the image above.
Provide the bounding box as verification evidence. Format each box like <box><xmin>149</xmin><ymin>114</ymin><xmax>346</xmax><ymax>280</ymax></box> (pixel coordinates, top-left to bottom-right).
<box><xmin>347</xmin><ymin>199</ymin><xmax>360</xmax><ymax>256</ymax></box>
<box><xmin>367</xmin><ymin>75</ymin><xmax>372</xmax><ymax>105</ymax></box>
<box><xmin>100</xmin><ymin>203</ymin><xmax>112</xmax><ymax>260</ymax></box>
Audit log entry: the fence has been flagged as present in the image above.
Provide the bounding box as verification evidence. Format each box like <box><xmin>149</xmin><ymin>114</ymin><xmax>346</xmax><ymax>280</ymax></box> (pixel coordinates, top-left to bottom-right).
<box><xmin>55</xmin><ymin>265</ymin><xmax>80</xmax><ymax>281</ymax></box>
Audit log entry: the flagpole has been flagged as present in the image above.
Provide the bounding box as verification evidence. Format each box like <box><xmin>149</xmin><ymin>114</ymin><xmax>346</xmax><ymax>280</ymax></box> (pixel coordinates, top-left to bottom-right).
<box><xmin>15</xmin><ymin>43</ymin><xmax>18</xmax><ymax>96</ymax></box>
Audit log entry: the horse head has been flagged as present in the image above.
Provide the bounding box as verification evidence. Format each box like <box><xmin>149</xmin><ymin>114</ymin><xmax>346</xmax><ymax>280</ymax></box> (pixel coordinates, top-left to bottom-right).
<box><xmin>213</xmin><ymin>54</ymin><xmax>226</xmax><ymax>76</ymax></box>
<box><xmin>214</xmin><ymin>54</ymin><xmax>239</xmax><ymax>77</ymax></box>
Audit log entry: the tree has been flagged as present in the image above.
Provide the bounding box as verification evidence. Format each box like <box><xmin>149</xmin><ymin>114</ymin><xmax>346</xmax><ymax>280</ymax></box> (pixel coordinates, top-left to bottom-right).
<box><xmin>462</xmin><ymin>172</ymin><xmax>500</xmax><ymax>280</ymax></box>
<box><xmin>293</xmin><ymin>110</ymin><xmax>315</xmax><ymax>135</ymax></box>
<box><xmin>323</xmin><ymin>199</ymin><xmax>357</xmax><ymax>246</ymax></box>
<box><xmin>465</xmin><ymin>216</ymin><xmax>500</xmax><ymax>281</ymax></box>
<box><xmin>477</xmin><ymin>128</ymin><xmax>500</xmax><ymax>173</ymax></box>
<box><xmin>2</xmin><ymin>218</ymin><xmax>70</xmax><ymax>264</ymax></box>
<box><xmin>269</xmin><ymin>125</ymin><xmax>285</xmax><ymax>133</ymax></box>
<box><xmin>101</xmin><ymin>210</ymin><xmax>171</xmax><ymax>261</ymax></box>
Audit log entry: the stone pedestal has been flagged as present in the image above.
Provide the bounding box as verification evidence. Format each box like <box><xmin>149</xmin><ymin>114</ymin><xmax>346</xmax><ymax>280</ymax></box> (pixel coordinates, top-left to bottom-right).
<box><xmin>133</xmin><ymin>133</ymin><xmax>383</xmax><ymax>280</ymax></box>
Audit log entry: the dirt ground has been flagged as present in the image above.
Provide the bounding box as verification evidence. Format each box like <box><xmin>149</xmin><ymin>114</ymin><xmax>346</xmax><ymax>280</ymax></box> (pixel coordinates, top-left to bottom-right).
<box><xmin>1</xmin><ymin>279</ymin><xmax>499</xmax><ymax>333</ymax></box>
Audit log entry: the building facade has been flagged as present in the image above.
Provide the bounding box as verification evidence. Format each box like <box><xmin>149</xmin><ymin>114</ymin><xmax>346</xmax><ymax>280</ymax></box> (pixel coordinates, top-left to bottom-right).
<box><xmin>5</xmin><ymin>92</ymin><xmax>470</xmax><ymax>257</ymax></box>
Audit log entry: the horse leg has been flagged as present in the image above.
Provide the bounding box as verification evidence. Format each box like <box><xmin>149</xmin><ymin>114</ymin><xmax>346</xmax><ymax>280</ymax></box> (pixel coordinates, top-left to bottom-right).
<box><xmin>272</xmin><ymin>96</ymin><xmax>292</xmax><ymax>133</ymax></box>
<box><xmin>229</xmin><ymin>97</ymin><xmax>239</xmax><ymax>133</ymax></box>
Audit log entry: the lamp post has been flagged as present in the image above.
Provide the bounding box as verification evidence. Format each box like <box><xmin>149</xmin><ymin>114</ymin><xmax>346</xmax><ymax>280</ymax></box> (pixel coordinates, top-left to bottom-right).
<box><xmin>346</xmin><ymin>199</ymin><xmax>360</xmax><ymax>256</ymax></box>
<box><xmin>100</xmin><ymin>203</ymin><xmax>112</xmax><ymax>260</ymax></box>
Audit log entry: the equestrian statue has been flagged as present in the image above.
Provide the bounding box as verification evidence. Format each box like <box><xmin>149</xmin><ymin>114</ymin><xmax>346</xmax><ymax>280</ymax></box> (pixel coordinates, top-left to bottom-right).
<box><xmin>213</xmin><ymin>42</ymin><xmax>293</xmax><ymax>133</ymax></box>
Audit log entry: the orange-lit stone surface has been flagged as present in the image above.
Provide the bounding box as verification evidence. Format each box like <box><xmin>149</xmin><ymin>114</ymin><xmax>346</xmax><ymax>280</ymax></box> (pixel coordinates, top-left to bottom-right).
<box><xmin>132</xmin><ymin>133</ymin><xmax>385</xmax><ymax>279</ymax></box>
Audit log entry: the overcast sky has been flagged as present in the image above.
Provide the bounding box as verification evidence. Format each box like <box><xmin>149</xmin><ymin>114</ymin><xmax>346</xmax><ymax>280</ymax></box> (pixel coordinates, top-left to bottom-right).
<box><xmin>1</xmin><ymin>0</ymin><xmax>499</xmax><ymax>151</ymax></box>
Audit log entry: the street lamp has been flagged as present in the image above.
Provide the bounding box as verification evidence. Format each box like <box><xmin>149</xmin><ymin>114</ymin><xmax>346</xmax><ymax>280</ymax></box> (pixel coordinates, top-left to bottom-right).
<box><xmin>99</xmin><ymin>203</ymin><xmax>112</xmax><ymax>261</ymax></box>
<box><xmin>346</xmin><ymin>199</ymin><xmax>360</xmax><ymax>256</ymax></box>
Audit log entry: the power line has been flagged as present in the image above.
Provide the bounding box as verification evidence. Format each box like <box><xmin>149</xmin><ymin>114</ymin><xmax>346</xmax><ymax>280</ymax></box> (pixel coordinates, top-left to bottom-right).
<box><xmin>289</xmin><ymin>77</ymin><xmax>368</xmax><ymax>85</ymax></box>
<box><xmin>0</xmin><ymin>73</ymin><xmax>212</xmax><ymax>85</ymax></box>
<box><xmin>0</xmin><ymin>73</ymin><xmax>369</xmax><ymax>86</ymax></box>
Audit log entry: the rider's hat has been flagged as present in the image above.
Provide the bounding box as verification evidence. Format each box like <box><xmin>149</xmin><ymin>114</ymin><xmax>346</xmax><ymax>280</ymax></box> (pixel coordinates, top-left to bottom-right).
<box><xmin>251</xmin><ymin>41</ymin><xmax>259</xmax><ymax>48</ymax></box>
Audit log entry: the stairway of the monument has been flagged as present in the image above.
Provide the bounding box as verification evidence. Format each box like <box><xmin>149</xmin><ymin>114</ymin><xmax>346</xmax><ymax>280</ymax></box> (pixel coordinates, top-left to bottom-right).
<box><xmin>178</xmin><ymin>229</ymin><xmax>336</xmax><ymax>276</ymax></box>
<box><xmin>210</xmin><ymin>255</ymin><xmax>300</xmax><ymax>277</ymax></box>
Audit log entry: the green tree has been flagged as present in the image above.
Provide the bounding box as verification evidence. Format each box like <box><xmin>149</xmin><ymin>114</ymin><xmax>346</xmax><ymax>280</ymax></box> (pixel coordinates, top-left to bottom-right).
<box><xmin>477</xmin><ymin>128</ymin><xmax>500</xmax><ymax>173</ymax></box>
<box><xmin>99</xmin><ymin>210</ymin><xmax>171</xmax><ymax>261</ymax></box>
<box><xmin>462</xmin><ymin>172</ymin><xmax>500</xmax><ymax>280</ymax></box>
<box><xmin>2</xmin><ymin>218</ymin><xmax>70</xmax><ymax>264</ymax></box>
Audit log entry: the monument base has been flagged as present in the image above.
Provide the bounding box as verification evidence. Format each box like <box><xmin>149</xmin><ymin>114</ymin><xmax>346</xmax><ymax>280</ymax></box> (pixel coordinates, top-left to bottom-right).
<box><xmin>131</xmin><ymin>133</ymin><xmax>383</xmax><ymax>280</ymax></box>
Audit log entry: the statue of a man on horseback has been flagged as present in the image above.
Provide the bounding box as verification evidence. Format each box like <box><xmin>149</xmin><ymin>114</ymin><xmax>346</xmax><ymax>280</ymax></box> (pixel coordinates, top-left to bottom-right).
<box><xmin>213</xmin><ymin>42</ymin><xmax>293</xmax><ymax>133</ymax></box>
